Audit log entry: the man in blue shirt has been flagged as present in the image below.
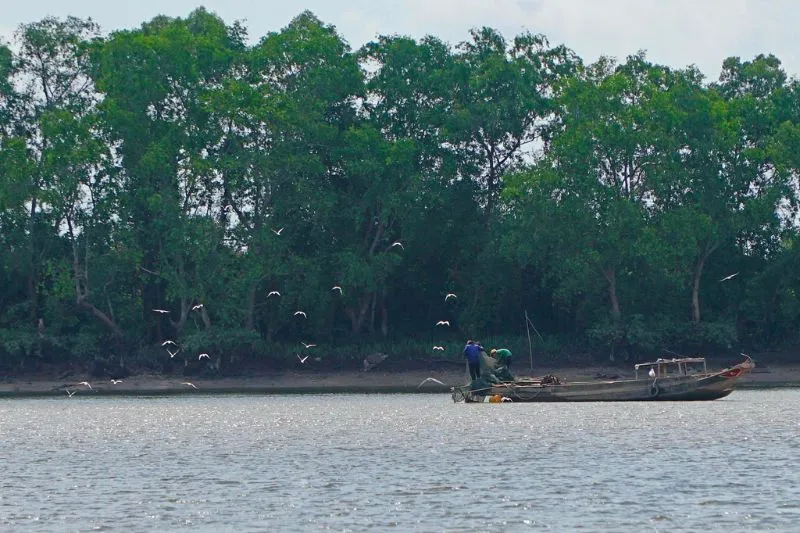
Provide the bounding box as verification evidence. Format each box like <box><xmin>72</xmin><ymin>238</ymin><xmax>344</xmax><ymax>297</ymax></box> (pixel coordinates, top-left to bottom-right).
<box><xmin>463</xmin><ymin>340</ymin><xmax>484</xmax><ymax>381</ymax></box>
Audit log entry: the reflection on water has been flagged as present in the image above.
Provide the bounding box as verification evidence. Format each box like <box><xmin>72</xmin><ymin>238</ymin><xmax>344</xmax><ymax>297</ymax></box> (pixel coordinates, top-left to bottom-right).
<box><xmin>1</xmin><ymin>390</ymin><xmax>799</xmax><ymax>532</ymax></box>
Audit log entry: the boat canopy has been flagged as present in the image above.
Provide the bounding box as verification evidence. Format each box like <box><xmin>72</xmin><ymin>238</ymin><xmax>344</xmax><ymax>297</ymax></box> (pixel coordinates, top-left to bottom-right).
<box><xmin>634</xmin><ymin>357</ymin><xmax>708</xmax><ymax>379</ymax></box>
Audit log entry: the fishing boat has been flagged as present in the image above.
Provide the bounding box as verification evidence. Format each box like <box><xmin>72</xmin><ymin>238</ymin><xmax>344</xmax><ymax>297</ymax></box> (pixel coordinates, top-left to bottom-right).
<box><xmin>451</xmin><ymin>355</ymin><xmax>754</xmax><ymax>403</ymax></box>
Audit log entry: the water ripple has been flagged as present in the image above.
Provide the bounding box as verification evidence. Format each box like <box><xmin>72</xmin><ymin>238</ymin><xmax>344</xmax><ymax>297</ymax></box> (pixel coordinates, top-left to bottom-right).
<box><xmin>0</xmin><ymin>390</ymin><xmax>799</xmax><ymax>531</ymax></box>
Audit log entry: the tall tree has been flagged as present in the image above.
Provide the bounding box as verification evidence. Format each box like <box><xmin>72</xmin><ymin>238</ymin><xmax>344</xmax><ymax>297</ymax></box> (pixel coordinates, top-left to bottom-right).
<box><xmin>663</xmin><ymin>54</ymin><xmax>791</xmax><ymax>325</ymax></box>
<box><xmin>446</xmin><ymin>28</ymin><xmax>578</xmax><ymax>215</ymax></box>
<box><xmin>201</xmin><ymin>11</ymin><xmax>365</xmax><ymax>338</ymax></box>
<box><xmin>8</xmin><ymin>17</ymin><xmax>108</xmax><ymax>333</ymax></box>
<box><xmin>91</xmin><ymin>8</ymin><xmax>246</xmax><ymax>341</ymax></box>
<box><xmin>509</xmin><ymin>55</ymin><xmax>687</xmax><ymax>323</ymax></box>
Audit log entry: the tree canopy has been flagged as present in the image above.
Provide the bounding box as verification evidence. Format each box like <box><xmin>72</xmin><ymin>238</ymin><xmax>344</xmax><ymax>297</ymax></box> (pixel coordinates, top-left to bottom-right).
<box><xmin>1</xmin><ymin>9</ymin><xmax>799</xmax><ymax>373</ymax></box>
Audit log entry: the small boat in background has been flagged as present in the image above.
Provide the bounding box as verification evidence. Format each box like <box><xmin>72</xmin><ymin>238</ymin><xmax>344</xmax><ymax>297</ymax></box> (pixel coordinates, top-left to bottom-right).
<box><xmin>452</xmin><ymin>355</ymin><xmax>755</xmax><ymax>403</ymax></box>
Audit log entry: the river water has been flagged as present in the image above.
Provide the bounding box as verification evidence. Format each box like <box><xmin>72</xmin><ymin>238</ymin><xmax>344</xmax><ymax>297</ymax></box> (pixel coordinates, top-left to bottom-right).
<box><xmin>1</xmin><ymin>390</ymin><xmax>798</xmax><ymax>532</ymax></box>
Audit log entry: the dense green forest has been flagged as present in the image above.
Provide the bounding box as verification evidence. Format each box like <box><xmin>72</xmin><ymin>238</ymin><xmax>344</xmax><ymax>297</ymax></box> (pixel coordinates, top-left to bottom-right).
<box><xmin>1</xmin><ymin>8</ymin><xmax>798</xmax><ymax>374</ymax></box>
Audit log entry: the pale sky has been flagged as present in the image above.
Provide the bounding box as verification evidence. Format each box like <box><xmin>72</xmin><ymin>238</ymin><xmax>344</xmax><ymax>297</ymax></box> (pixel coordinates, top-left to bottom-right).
<box><xmin>1</xmin><ymin>0</ymin><xmax>797</xmax><ymax>82</ymax></box>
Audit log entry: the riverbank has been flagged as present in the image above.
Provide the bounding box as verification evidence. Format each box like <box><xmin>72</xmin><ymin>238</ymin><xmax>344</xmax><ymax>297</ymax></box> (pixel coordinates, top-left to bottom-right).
<box><xmin>1</xmin><ymin>361</ymin><xmax>798</xmax><ymax>397</ymax></box>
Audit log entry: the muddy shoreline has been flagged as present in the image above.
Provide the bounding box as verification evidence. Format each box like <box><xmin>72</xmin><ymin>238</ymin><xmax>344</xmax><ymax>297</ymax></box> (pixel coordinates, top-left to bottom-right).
<box><xmin>1</xmin><ymin>363</ymin><xmax>797</xmax><ymax>398</ymax></box>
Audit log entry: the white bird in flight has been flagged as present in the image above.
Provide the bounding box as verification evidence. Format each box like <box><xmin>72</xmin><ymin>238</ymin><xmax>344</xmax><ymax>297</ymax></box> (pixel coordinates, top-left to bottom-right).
<box><xmin>110</xmin><ymin>379</ymin><xmax>123</xmax><ymax>385</ymax></box>
<box><xmin>719</xmin><ymin>272</ymin><xmax>739</xmax><ymax>282</ymax></box>
<box><xmin>297</xmin><ymin>354</ymin><xmax>309</xmax><ymax>364</ymax></box>
<box><xmin>432</xmin><ymin>346</ymin><xmax>445</xmax><ymax>351</ymax></box>
<box><xmin>192</xmin><ymin>304</ymin><xmax>204</xmax><ymax>311</ymax></box>
<box><xmin>272</xmin><ymin>227</ymin><xmax>284</xmax><ymax>236</ymax></box>
<box><xmin>500</xmin><ymin>397</ymin><xmax>513</xmax><ymax>402</ymax></box>
<box><xmin>331</xmin><ymin>286</ymin><xmax>342</xmax><ymax>294</ymax></box>
<box><xmin>181</xmin><ymin>382</ymin><xmax>197</xmax><ymax>389</ymax></box>
<box><xmin>167</xmin><ymin>348</ymin><xmax>181</xmax><ymax>358</ymax></box>
<box><xmin>649</xmin><ymin>368</ymin><xmax>656</xmax><ymax>378</ymax></box>
<box><xmin>66</xmin><ymin>389</ymin><xmax>76</xmax><ymax>397</ymax></box>
<box><xmin>294</xmin><ymin>311</ymin><xmax>307</xmax><ymax>318</ymax></box>
<box><xmin>267</xmin><ymin>291</ymin><xmax>281</xmax><ymax>298</ymax></box>
<box><xmin>79</xmin><ymin>381</ymin><xmax>92</xmax><ymax>390</ymax></box>
<box><xmin>301</xmin><ymin>342</ymin><xmax>317</xmax><ymax>349</ymax></box>
<box><xmin>418</xmin><ymin>377</ymin><xmax>446</xmax><ymax>388</ymax></box>
<box><xmin>390</xmin><ymin>241</ymin><xmax>404</xmax><ymax>250</ymax></box>
<box><xmin>161</xmin><ymin>340</ymin><xmax>178</xmax><ymax>347</ymax></box>
<box><xmin>435</xmin><ymin>320</ymin><xmax>450</xmax><ymax>327</ymax></box>
<box><xmin>153</xmin><ymin>309</ymin><xmax>170</xmax><ymax>314</ymax></box>
<box><xmin>445</xmin><ymin>293</ymin><xmax>457</xmax><ymax>301</ymax></box>
<box><xmin>198</xmin><ymin>353</ymin><xmax>210</xmax><ymax>360</ymax></box>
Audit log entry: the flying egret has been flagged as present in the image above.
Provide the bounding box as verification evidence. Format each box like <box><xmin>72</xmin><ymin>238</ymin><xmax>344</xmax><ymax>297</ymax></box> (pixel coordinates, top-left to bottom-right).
<box><xmin>331</xmin><ymin>286</ymin><xmax>343</xmax><ymax>294</ymax></box>
<box><xmin>445</xmin><ymin>293</ymin><xmax>457</xmax><ymax>301</ymax></box>
<box><xmin>66</xmin><ymin>389</ymin><xmax>76</xmax><ymax>397</ymax></box>
<box><xmin>294</xmin><ymin>311</ymin><xmax>307</xmax><ymax>318</ymax></box>
<box><xmin>79</xmin><ymin>381</ymin><xmax>92</xmax><ymax>390</ymax></box>
<box><xmin>301</xmin><ymin>342</ymin><xmax>317</xmax><ymax>349</ymax></box>
<box><xmin>192</xmin><ymin>304</ymin><xmax>204</xmax><ymax>311</ymax></box>
<box><xmin>418</xmin><ymin>377</ymin><xmax>446</xmax><ymax>388</ymax></box>
<box><xmin>267</xmin><ymin>291</ymin><xmax>281</xmax><ymax>298</ymax></box>
<box><xmin>435</xmin><ymin>320</ymin><xmax>450</xmax><ymax>327</ymax></box>
<box><xmin>153</xmin><ymin>309</ymin><xmax>170</xmax><ymax>314</ymax></box>
<box><xmin>110</xmin><ymin>379</ymin><xmax>123</xmax><ymax>385</ymax></box>
<box><xmin>297</xmin><ymin>354</ymin><xmax>309</xmax><ymax>364</ymax></box>
<box><xmin>198</xmin><ymin>353</ymin><xmax>210</xmax><ymax>360</ymax></box>
<box><xmin>432</xmin><ymin>346</ymin><xmax>445</xmax><ymax>351</ymax></box>
<box><xmin>719</xmin><ymin>272</ymin><xmax>739</xmax><ymax>282</ymax></box>
<box><xmin>181</xmin><ymin>382</ymin><xmax>197</xmax><ymax>389</ymax></box>
<box><xmin>272</xmin><ymin>227</ymin><xmax>284</xmax><ymax>236</ymax></box>
<box><xmin>161</xmin><ymin>340</ymin><xmax>178</xmax><ymax>347</ymax></box>
<box><xmin>390</xmin><ymin>241</ymin><xmax>404</xmax><ymax>250</ymax></box>
<box><xmin>167</xmin><ymin>348</ymin><xmax>181</xmax><ymax>358</ymax></box>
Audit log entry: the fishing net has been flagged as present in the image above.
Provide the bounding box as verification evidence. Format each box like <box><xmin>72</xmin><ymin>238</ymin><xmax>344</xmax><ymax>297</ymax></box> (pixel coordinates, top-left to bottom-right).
<box><xmin>480</xmin><ymin>352</ymin><xmax>514</xmax><ymax>382</ymax></box>
<box><xmin>464</xmin><ymin>353</ymin><xmax>515</xmax><ymax>389</ymax></box>
<box><xmin>451</xmin><ymin>352</ymin><xmax>518</xmax><ymax>402</ymax></box>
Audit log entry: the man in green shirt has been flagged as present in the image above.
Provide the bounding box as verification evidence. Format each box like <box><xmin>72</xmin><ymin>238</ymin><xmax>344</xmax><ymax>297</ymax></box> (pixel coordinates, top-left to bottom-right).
<box><xmin>491</xmin><ymin>348</ymin><xmax>512</xmax><ymax>369</ymax></box>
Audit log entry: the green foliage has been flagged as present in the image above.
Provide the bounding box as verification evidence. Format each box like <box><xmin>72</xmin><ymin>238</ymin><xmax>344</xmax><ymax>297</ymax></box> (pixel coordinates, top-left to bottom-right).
<box><xmin>0</xmin><ymin>329</ymin><xmax>38</xmax><ymax>364</ymax></box>
<box><xmin>1</xmin><ymin>10</ymin><xmax>799</xmax><ymax>373</ymax></box>
<box><xmin>62</xmin><ymin>332</ymin><xmax>104</xmax><ymax>361</ymax></box>
<box><xmin>181</xmin><ymin>327</ymin><xmax>262</xmax><ymax>357</ymax></box>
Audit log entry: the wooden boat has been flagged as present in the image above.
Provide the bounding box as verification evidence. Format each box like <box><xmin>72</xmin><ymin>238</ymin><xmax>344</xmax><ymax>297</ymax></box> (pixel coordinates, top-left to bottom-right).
<box><xmin>452</xmin><ymin>355</ymin><xmax>754</xmax><ymax>403</ymax></box>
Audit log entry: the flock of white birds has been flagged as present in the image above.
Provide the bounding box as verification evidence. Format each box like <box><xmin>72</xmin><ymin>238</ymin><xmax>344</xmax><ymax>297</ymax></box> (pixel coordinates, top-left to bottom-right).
<box><xmin>64</xmin><ymin>235</ymin><xmax>467</xmax><ymax>394</ymax></box>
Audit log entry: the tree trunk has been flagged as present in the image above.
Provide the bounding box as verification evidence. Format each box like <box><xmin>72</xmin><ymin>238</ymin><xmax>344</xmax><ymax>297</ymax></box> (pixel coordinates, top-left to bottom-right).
<box><xmin>345</xmin><ymin>293</ymin><xmax>372</xmax><ymax>335</ymax></box>
<box><xmin>380</xmin><ymin>299</ymin><xmax>388</xmax><ymax>337</ymax></box>
<box><xmin>368</xmin><ymin>292</ymin><xmax>377</xmax><ymax>334</ymax></box>
<box><xmin>27</xmin><ymin>268</ymin><xmax>39</xmax><ymax>327</ymax></box>
<box><xmin>602</xmin><ymin>266</ymin><xmax>621</xmax><ymax>321</ymax></box>
<box><xmin>199</xmin><ymin>306</ymin><xmax>211</xmax><ymax>329</ymax></box>
<box><xmin>170</xmin><ymin>296</ymin><xmax>189</xmax><ymax>336</ymax></box>
<box><xmin>142</xmin><ymin>247</ymin><xmax>163</xmax><ymax>342</ymax></box>
<box><xmin>72</xmin><ymin>267</ymin><xmax>124</xmax><ymax>338</ymax></box>
<box><xmin>692</xmin><ymin>255</ymin><xmax>706</xmax><ymax>326</ymax></box>
<box><xmin>27</xmin><ymin>198</ymin><xmax>39</xmax><ymax>327</ymax></box>
<box><xmin>77</xmin><ymin>298</ymin><xmax>125</xmax><ymax>338</ymax></box>
<box><xmin>692</xmin><ymin>241</ymin><xmax>718</xmax><ymax>326</ymax></box>
<box><xmin>69</xmin><ymin>220</ymin><xmax>124</xmax><ymax>338</ymax></box>
<box><xmin>244</xmin><ymin>281</ymin><xmax>258</xmax><ymax>330</ymax></box>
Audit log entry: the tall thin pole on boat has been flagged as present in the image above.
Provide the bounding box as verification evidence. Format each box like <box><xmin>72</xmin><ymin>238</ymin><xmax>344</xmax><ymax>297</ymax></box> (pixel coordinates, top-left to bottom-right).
<box><xmin>525</xmin><ymin>310</ymin><xmax>533</xmax><ymax>372</ymax></box>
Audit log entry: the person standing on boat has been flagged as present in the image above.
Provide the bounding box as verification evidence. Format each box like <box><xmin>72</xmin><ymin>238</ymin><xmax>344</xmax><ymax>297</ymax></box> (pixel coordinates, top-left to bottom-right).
<box><xmin>491</xmin><ymin>348</ymin><xmax>512</xmax><ymax>369</ymax></box>
<box><xmin>463</xmin><ymin>340</ymin><xmax>484</xmax><ymax>381</ymax></box>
